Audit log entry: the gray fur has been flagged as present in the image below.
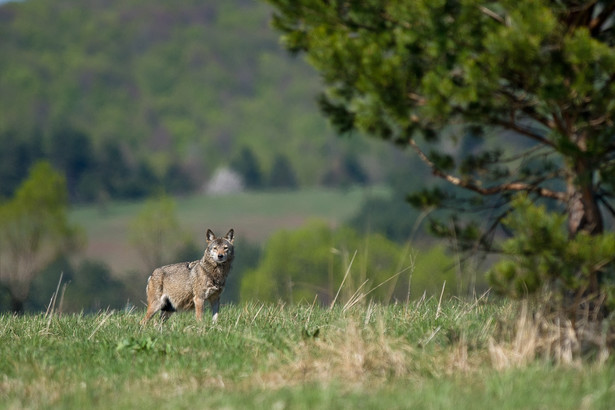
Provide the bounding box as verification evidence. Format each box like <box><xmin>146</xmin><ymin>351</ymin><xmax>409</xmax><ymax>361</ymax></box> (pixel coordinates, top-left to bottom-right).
<box><xmin>140</xmin><ymin>229</ymin><xmax>235</xmax><ymax>325</ymax></box>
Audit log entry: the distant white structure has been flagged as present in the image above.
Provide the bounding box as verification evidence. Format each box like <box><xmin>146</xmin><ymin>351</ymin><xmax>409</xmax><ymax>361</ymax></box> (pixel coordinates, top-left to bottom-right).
<box><xmin>205</xmin><ymin>167</ymin><xmax>244</xmax><ymax>195</ymax></box>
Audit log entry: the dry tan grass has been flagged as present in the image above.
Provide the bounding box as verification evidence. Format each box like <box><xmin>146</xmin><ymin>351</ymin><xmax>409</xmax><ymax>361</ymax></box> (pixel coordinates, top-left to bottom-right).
<box><xmin>487</xmin><ymin>301</ymin><xmax>612</xmax><ymax>369</ymax></box>
<box><xmin>244</xmin><ymin>299</ymin><xmax>615</xmax><ymax>392</ymax></box>
<box><xmin>291</xmin><ymin>321</ymin><xmax>414</xmax><ymax>385</ymax></box>
<box><xmin>251</xmin><ymin>312</ymin><xmax>418</xmax><ymax>389</ymax></box>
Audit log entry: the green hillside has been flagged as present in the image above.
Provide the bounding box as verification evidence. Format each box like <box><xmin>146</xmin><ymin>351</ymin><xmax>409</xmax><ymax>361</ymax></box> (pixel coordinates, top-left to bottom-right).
<box><xmin>0</xmin><ymin>0</ymin><xmax>395</xmax><ymax>200</ymax></box>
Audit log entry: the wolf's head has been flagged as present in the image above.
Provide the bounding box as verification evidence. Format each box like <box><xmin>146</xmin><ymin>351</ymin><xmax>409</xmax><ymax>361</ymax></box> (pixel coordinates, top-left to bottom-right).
<box><xmin>205</xmin><ymin>229</ymin><xmax>235</xmax><ymax>264</ymax></box>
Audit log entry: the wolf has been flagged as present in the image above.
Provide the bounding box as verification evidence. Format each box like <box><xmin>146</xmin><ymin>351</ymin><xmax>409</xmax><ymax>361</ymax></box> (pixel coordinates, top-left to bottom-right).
<box><xmin>140</xmin><ymin>228</ymin><xmax>235</xmax><ymax>325</ymax></box>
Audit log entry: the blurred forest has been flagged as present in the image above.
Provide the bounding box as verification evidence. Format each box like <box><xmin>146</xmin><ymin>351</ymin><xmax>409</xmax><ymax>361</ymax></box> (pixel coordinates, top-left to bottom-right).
<box><xmin>0</xmin><ymin>0</ymin><xmax>458</xmax><ymax>313</ymax></box>
<box><xmin>0</xmin><ymin>0</ymin><xmax>402</xmax><ymax>203</ymax></box>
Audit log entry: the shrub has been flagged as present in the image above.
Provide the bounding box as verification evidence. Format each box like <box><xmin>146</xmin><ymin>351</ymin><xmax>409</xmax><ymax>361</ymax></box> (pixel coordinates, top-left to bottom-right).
<box><xmin>240</xmin><ymin>221</ymin><xmax>455</xmax><ymax>305</ymax></box>
<box><xmin>487</xmin><ymin>194</ymin><xmax>615</xmax><ymax>315</ymax></box>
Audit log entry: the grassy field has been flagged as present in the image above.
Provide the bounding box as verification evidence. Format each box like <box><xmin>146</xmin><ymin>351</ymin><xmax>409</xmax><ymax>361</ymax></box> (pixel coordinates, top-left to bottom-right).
<box><xmin>2</xmin><ymin>299</ymin><xmax>614</xmax><ymax>409</ymax></box>
<box><xmin>69</xmin><ymin>187</ymin><xmax>388</xmax><ymax>274</ymax></box>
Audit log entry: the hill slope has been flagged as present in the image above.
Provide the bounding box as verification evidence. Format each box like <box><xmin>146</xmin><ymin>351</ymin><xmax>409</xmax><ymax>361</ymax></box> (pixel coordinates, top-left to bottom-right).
<box><xmin>0</xmin><ymin>0</ymin><xmax>388</xmax><ymax>196</ymax></box>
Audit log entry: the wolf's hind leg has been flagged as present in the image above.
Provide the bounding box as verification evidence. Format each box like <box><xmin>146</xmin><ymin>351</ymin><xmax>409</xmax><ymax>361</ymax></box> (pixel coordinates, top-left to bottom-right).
<box><xmin>141</xmin><ymin>295</ymin><xmax>173</xmax><ymax>325</ymax></box>
<box><xmin>140</xmin><ymin>303</ymin><xmax>160</xmax><ymax>325</ymax></box>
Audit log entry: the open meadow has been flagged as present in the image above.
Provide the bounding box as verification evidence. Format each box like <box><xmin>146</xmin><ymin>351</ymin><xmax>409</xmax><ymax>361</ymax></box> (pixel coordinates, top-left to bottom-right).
<box><xmin>2</xmin><ymin>299</ymin><xmax>614</xmax><ymax>409</ymax></box>
<box><xmin>69</xmin><ymin>187</ymin><xmax>388</xmax><ymax>274</ymax></box>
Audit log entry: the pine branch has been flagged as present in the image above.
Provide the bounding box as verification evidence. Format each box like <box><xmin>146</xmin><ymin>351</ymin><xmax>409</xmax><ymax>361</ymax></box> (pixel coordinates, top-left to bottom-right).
<box><xmin>492</xmin><ymin>118</ymin><xmax>555</xmax><ymax>147</ymax></box>
<box><xmin>477</xmin><ymin>6</ymin><xmax>508</xmax><ymax>26</ymax></box>
<box><xmin>408</xmin><ymin>139</ymin><xmax>567</xmax><ymax>201</ymax></box>
<box><xmin>589</xmin><ymin>3</ymin><xmax>615</xmax><ymax>36</ymax></box>
<box><xmin>491</xmin><ymin>89</ymin><xmax>558</xmax><ymax>147</ymax></box>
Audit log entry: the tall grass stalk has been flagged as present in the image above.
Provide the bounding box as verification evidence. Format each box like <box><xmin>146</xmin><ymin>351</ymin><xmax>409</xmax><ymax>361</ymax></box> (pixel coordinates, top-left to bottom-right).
<box><xmin>329</xmin><ymin>250</ymin><xmax>357</xmax><ymax>309</ymax></box>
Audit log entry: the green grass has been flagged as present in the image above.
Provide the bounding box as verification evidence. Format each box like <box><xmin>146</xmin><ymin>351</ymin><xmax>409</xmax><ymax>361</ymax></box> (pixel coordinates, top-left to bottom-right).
<box><xmin>2</xmin><ymin>300</ymin><xmax>614</xmax><ymax>409</ymax></box>
<box><xmin>69</xmin><ymin>187</ymin><xmax>389</xmax><ymax>273</ymax></box>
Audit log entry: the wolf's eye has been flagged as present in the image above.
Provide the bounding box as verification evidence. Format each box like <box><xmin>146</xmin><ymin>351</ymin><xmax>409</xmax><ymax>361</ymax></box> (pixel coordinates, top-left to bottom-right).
<box><xmin>223</xmin><ymin>246</ymin><xmax>228</xmax><ymax>250</ymax></box>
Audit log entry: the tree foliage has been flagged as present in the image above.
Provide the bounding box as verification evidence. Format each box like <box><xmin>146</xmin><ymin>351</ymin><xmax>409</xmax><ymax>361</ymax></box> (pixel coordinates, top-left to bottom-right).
<box><xmin>128</xmin><ymin>195</ymin><xmax>193</xmax><ymax>272</ymax></box>
<box><xmin>0</xmin><ymin>0</ymin><xmax>383</xmax><ymax>196</ymax></box>
<box><xmin>240</xmin><ymin>221</ymin><xmax>456</xmax><ymax>304</ymax></box>
<box><xmin>350</xmin><ymin>154</ymin><xmax>429</xmax><ymax>243</ymax></box>
<box><xmin>320</xmin><ymin>151</ymin><xmax>369</xmax><ymax>187</ymax></box>
<box><xmin>231</xmin><ymin>147</ymin><xmax>264</xmax><ymax>190</ymax></box>
<box><xmin>269</xmin><ymin>153</ymin><xmax>299</xmax><ymax>189</ymax></box>
<box><xmin>26</xmin><ymin>256</ymin><xmax>130</xmax><ymax>313</ymax></box>
<box><xmin>0</xmin><ymin>161</ymin><xmax>83</xmax><ymax>312</ymax></box>
<box><xmin>488</xmin><ymin>194</ymin><xmax>615</xmax><ymax>313</ymax></box>
<box><xmin>266</xmin><ymin>0</ymin><xmax>615</xmax><ymax>308</ymax></box>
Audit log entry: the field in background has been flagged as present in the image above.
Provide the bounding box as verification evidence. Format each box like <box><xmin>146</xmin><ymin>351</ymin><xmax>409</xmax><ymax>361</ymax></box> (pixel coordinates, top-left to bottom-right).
<box><xmin>2</xmin><ymin>300</ymin><xmax>614</xmax><ymax>409</ymax></box>
<box><xmin>69</xmin><ymin>187</ymin><xmax>389</xmax><ymax>274</ymax></box>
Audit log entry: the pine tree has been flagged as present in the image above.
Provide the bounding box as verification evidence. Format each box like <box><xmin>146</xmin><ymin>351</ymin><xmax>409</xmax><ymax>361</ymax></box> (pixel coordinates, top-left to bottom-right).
<box><xmin>269</xmin><ymin>154</ymin><xmax>298</xmax><ymax>189</ymax></box>
<box><xmin>266</xmin><ymin>0</ymin><xmax>615</xmax><ymax>309</ymax></box>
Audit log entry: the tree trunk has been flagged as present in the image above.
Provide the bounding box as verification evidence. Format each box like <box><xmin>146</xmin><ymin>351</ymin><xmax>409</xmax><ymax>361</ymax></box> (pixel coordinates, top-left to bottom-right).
<box><xmin>566</xmin><ymin>187</ymin><xmax>603</xmax><ymax>237</ymax></box>
<box><xmin>565</xmin><ymin>158</ymin><xmax>605</xmax><ymax>320</ymax></box>
<box><xmin>566</xmin><ymin>157</ymin><xmax>603</xmax><ymax>237</ymax></box>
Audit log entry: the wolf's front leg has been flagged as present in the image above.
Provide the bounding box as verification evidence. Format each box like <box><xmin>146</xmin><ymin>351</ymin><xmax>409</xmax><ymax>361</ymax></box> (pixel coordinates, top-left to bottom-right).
<box><xmin>194</xmin><ymin>296</ymin><xmax>204</xmax><ymax>321</ymax></box>
<box><xmin>211</xmin><ymin>297</ymin><xmax>220</xmax><ymax>323</ymax></box>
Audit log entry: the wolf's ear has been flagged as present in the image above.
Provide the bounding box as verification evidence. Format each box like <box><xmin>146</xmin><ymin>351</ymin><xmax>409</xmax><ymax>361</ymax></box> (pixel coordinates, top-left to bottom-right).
<box><xmin>225</xmin><ymin>229</ymin><xmax>235</xmax><ymax>243</ymax></box>
<box><xmin>206</xmin><ymin>229</ymin><xmax>216</xmax><ymax>243</ymax></box>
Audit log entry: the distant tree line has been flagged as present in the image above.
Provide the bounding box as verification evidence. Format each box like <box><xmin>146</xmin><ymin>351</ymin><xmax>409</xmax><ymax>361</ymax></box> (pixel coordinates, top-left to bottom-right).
<box><xmin>230</xmin><ymin>146</ymin><xmax>369</xmax><ymax>191</ymax></box>
<box><xmin>0</xmin><ymin>128</ymin><xmax>197</xmax><ymax>203</ymax></box>
<box><xmin>0</xmin><ymin>128</ymin><xmax>372</xmax><ymax>204</ymax></box>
